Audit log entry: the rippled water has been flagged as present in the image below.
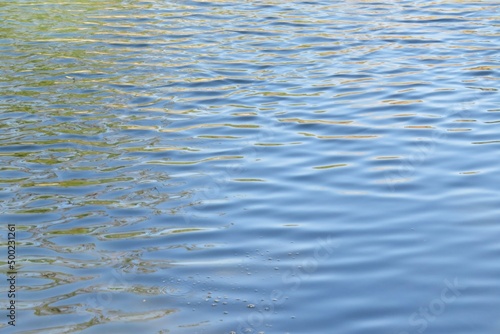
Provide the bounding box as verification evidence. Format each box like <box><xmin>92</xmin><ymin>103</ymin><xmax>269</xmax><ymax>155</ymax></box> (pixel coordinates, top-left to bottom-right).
<box><xmin>1</xmin><ymin>1</ymin><xmax>499</xmax><ymax>333</ymax></box>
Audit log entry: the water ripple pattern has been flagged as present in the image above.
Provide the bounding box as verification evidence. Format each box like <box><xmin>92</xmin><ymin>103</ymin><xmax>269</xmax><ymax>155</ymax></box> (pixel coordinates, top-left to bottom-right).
<box><xmin>0</xmin><ymin>1</ymin><xmax>499</xmax><ymax>333</ymax></box>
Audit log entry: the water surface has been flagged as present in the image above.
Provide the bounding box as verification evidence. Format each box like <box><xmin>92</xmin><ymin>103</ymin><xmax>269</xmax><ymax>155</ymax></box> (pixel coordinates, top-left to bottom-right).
<box><xmin>1</xmin><ymin>1</ymin><xmax>499</xmax><ymax>333</ymax></box>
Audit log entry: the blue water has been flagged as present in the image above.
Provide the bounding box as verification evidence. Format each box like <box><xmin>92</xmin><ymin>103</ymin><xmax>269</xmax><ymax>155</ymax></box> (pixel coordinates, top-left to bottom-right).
<box><xmin>1</xmin><ymin>1</ymin><xmax>499</xmax><ymax>333</ymax></box>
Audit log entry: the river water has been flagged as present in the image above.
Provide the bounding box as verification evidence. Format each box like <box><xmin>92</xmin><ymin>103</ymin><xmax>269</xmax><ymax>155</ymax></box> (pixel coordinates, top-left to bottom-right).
<box><xmin>1</xmin><ymin>1</ymin><xmax>499</xmax><ymax>333</ymax></box>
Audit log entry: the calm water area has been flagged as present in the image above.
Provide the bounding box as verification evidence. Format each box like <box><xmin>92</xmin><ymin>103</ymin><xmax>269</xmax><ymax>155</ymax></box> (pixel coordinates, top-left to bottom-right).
<box><xmin>1</xmin><ymin>1</ymin><xmax>499</xmax><ymax>333</ymax></box>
